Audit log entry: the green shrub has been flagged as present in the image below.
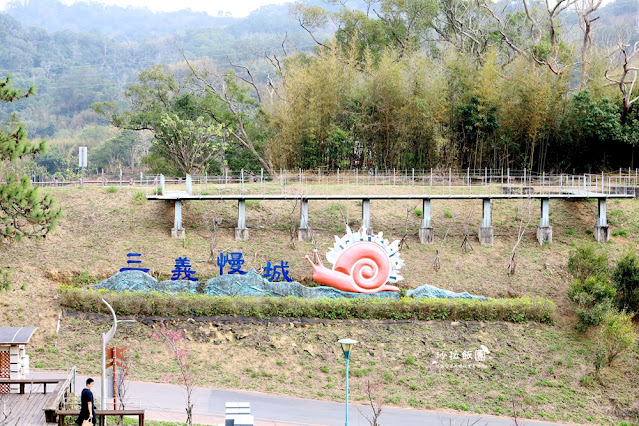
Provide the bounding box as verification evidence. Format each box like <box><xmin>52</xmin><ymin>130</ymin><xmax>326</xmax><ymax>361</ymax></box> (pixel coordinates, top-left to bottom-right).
<box><xmin>612</xmin><ymin>229</ymin><xmax>628</xmax><ymax>237</ymax></box>
<box><xmin>444</xmin><ymin>210</ymin><xmax>452</xmax><ymax>218</ymax></box>
<box><xmin>567</xmin><ymin>245</ymin><xmax>608</xmax><ymax>283</ymax></box>
<box><xmin>133</xmin><ymin>191</ymin><xmax>146</xmax><ymax>202</ymax></box>
<box><xmin>575</xmin><ymin>299</ymin><xmax>615</xmax><ymax>330</ymax></box>
<box><xmin>246</xmin><ymin>200</ymin><xmax>261</xmax><ymax>210</ymax></box>
<box><xmin>569</xmin><ymin>276</ymin><xmax>616</xmax><ymax>304</ymax></box>
<box><xmin>579</xmin><ymin>374</ymin><xmax>594</xmax><ymax>387</ymax></box>
<box><xmin>414</xmin><ymin>208</ymin><xmax>423</xmax><ymax>218</ymax></box>
<box><xmin>57</xmin><ymin>287</ymin><xmax>555</xmax><ymax>324</ymax></box>
<box><xmin>106</xmin><ymin>186</ymin><xmax>118</xmax><ymax>193</ymax></box>
<box><xmin>70</xmin><ymin>271</ymin><xmax>98</xmax><ymax>288</ymax></box>
<box><xmin>612</xmin><ymin>250</ymin><xmax>639</xmax><ymax>313</ymax></box>
<box><xmin>593</xmin><ymin>344</ymin><xmax>606</xmax><ymax>375</ymax></box>
<box><xmin>569</xmin><ymin>275</ymin><xmax>617</xmax><ymax>330</ymax></box>
<box><xmin>599</xmin><ymin>310</ymin><xmax>636</xmax><ymax>366</ymax></box>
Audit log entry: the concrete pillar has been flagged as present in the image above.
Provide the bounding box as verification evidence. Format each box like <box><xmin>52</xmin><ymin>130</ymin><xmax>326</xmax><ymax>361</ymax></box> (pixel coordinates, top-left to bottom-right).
<box><xmin>478</xmin><ymin>198</ymin><xmax>494</xmax><ymax>246</ymax></box>
<box><xmin>235</xmin><ymin>199</ymin><xmax>249</xmax><ymax>240</ymax></box>
<box><xmin>298</xmin><ymin>198</ymin><xmax>312</xmax><ymax>241</ymax></box>
<box><xmin>594</xmin><ymin>198</ymin><xmax>610</xmax><ymax>242</ymax></box>
<box><xmin>537</xmin><ymin>198</ymin><xmax>552</xmax><ymax>244</ymax></box>
<box><xmin>171</xmin><ymin>200</ymin><xmax>185</xmax><ymax>239</ymax></box>
<box><xmin>362</xmin><ymin>198</ymin><xmax>371</xmax><ymax>230</ymax></box>
<box><xmin>419</xmin><ymin>198</ymin><xmax>434</xmax><ymax>244</ymax></box>
<box><xmin>186</xmin><ymin>174</ymin><xmax>192</xmax><ymax>195</ymax></box>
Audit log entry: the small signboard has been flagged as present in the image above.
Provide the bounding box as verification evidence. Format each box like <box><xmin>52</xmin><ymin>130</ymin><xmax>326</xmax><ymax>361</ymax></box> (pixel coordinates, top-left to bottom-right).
<box><xmin>78</xmin><ymin>147</ymin><xmax>87</xmax><ymax>168</ymax></box>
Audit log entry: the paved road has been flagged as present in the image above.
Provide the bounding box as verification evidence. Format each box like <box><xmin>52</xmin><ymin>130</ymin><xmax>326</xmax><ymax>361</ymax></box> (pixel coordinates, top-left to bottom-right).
<box><xmin>32</xmin><ymin>372</ymin><xmax>576</xmax><ymax>426</ymax></box>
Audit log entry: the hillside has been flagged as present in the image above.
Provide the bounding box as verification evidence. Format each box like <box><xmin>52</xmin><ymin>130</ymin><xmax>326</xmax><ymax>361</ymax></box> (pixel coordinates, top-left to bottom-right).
<box><xmin>2</xmin><ymin>185</ymin><xmax>638</xmax><ymax>424</ymax></box>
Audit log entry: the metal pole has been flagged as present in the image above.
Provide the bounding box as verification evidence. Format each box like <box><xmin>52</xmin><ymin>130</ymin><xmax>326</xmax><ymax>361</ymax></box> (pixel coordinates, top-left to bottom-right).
<box><xmin>101</xmin><ymin>299</ymin><xmax>118</xmax><ymax>410</ymax></box>
<box><xmin>345</xmin><ymin>352</ymin><xmax>350</xmax><ymax>426</ymax></box>
<box><xmin>112</xmin><ymin>347</ymin><xmax>117</xmax><ymax>409</ymax></box>
<box><xmin>81</xmin><ymin>167</ymin><xmax>84</xmax><ymax>187</ymax></box>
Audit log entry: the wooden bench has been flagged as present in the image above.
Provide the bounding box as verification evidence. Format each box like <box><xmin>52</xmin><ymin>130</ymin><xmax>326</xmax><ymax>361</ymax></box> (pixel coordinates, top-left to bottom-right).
<box><xmin>0</xmin><ymin>378</ymin><xmax>62</xmax><ymax>394</ymax></box>
<box><xmin>56</xmin><ymin>409</ymin><xmax>145</xmax><ymax>426</ymax></box>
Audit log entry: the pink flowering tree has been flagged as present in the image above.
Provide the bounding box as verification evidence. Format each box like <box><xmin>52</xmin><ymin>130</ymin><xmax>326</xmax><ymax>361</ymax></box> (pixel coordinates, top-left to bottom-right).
<box><xmin>153</xmin><ymin>323</ymin><xmax>195</xmax><ymax>426</ymax></box>
<box><xmin>358</xmin><ymin>380</ymin><xmax>383</xmax><ymax>426</ymax></box>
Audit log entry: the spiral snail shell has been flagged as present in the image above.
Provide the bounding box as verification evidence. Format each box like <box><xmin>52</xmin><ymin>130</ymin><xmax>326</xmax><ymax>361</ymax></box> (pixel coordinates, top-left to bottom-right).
<box><xmin>305</xmin><ymin>227</ymin><xmax>404</xmax><ymax>293</ymax></box>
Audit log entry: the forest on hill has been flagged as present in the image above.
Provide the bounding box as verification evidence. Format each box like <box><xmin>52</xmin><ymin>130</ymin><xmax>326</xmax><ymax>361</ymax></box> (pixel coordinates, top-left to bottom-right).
<box><xmin>0</xmin><ymin>0</ymin><xmax>638</xmax><ymax>180</ymax></box>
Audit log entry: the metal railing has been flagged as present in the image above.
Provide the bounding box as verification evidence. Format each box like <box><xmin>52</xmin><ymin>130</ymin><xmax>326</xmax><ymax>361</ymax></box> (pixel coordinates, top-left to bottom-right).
<box><xmin>29</xmin><ymin>168</ymin><xmax>639</xmax><ymax>198</ymax></box>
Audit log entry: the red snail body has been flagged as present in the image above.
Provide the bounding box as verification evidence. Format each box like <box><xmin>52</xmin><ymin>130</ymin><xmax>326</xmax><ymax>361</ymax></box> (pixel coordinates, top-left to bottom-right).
<box><xmin>305</xmin><ymin>227</ymin><xmax>404</xmax><ymax>293</ymax></box>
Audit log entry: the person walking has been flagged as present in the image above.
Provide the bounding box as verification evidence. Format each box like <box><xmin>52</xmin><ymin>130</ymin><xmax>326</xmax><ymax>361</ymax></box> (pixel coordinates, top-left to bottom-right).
<box><xmin>76</xmin><ymin>378</ymin><xmax>96</xmax><ymax>425</ymax></box>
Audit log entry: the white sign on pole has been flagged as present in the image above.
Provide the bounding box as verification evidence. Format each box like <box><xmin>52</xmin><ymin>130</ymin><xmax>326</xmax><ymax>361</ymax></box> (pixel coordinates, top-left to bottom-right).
<box><xmin>79</xmin><ymin>147</ymin><xmax>88</xmax><ymax>168</ymax></box>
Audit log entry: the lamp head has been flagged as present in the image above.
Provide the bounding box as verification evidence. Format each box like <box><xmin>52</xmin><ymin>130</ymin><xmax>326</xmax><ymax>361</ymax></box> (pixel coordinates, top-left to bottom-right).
<box><xmin>338</xmin><ymin>338</ymin><xmax>358</xmax><ymax>356</ymax></box>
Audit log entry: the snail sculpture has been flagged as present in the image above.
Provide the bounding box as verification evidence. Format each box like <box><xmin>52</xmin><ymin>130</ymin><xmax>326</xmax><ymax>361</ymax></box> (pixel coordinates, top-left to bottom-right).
<box><xmin>305</xmin><ymin>226</ymin><xmax>404</xmax><ymax>293</ymax></box>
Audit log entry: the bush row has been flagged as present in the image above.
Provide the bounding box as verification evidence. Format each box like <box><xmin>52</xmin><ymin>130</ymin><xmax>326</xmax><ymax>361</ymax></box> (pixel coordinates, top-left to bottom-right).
<box><xmin>59</xmin><ymin>286</ymin><xmax>555</xmax><ymax>323</ymax></box>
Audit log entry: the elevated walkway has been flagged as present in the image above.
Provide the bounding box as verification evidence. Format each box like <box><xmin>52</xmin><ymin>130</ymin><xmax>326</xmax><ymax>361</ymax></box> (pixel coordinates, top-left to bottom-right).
<box><xmin>146</xmin><ymin>172</ymin><xmax>635</xmax><ymax>245</ymax></box>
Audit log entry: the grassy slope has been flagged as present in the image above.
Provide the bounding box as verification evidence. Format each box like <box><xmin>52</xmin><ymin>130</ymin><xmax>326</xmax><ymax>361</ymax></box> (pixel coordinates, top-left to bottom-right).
<box><xmin>2</xmin><ymin>185</ymin><xmax>638</xmax><ymax>425</ymax></box>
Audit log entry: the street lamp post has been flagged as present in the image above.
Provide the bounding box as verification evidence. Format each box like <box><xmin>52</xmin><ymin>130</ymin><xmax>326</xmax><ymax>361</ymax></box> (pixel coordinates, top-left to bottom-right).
<box><xmin>338</xmin><ymin>338</ymin><xmax>357</xmax><ymax>426</ymax></box>
<box><xmin>100</xmin><ymin>298</ymin><xmax>135</xmax><ymax>409</ymax></box>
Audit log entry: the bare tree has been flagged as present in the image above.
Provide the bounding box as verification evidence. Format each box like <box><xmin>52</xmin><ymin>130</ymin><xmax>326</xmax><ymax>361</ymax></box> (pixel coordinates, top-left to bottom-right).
<box><xmin>357</xmin><ymin>380</ymin><xmax>383</xmax><ymax>426</ymax></box>
<box><xmin>575</xmin><ymin>0</ymin><xmax>604</xmax><ymax>89</ymax></box>
<box><xmin>203</xmin><ymin>209</ymin><xmax>221</xmax><ymax>263</ymax></box>
<box><xmin>116</xmin><ymin>357</ymin><xmax>131</xmax><ymax>420</ymax></box>
<box><xmin>288</xmin><ymin>199</ymin><xmax>299</xmax><ymax>249</ymax></box>
<box><xmin>181</xmin><ymin>52</ymin><xmax>275</xmax><ymax>175</ymax></box>
<box><xmin>481</xmin><ymin>0</ymin><xmax>577</xmax><ymax>75</ymax></box>
<box><xmin>433</xmin><ymin>211</ymin><xmax>455</xmax><ymax>271</ymax></box>
<box><xmin>605</xmin><ymin>40</ymin><xmax>639</xmax><ymax>120</ymax></box>
<box><xmin>399</xmin><ymin>204</ymin><xmax>417</xmax><ymax>250</ymax></box>
<box><xmin>508</xmin><ymin>199</ymin><xmax>533</xmax><ymax>275</ymax></box>
<box><xmin>460</xmin><ymin>211</ymin><xmax>473</xmax><ymax>253</ymax></box>
<box><xmin>431</xmin><ymin>0</ymin><xmax>492</xmax><ymax>61</ymax></box>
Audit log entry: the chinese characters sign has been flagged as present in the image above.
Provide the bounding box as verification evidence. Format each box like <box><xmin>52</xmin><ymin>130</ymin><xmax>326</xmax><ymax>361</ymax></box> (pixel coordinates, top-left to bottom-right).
<box><xmin>216</xmin><ymin>252</ymin><xmax>293</xmax><ymax>282</ymax></box>
<box><xmin>433</xmin><ymin>345</ymin><xmax>491</xmax><ymax>369</ymax></box>
<box><xmin>120</xmin><ymin>252</ymin><xmax>294</xmax><ymax>282</ymax></box>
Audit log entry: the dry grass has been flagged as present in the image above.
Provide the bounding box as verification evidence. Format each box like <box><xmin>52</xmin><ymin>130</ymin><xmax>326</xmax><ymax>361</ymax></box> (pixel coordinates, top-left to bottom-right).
<box><xmin>2</xmin><ymin>186</ymin><xmax>638</xmax><ymax>425</ymax></box>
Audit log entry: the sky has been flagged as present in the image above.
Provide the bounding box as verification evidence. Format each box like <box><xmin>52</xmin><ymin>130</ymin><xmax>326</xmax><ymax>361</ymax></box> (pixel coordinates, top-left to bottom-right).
<box><xmin>0</xmin><ymin>0</ymin><xmax>292</xmax><ymax>18</ymax></box>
